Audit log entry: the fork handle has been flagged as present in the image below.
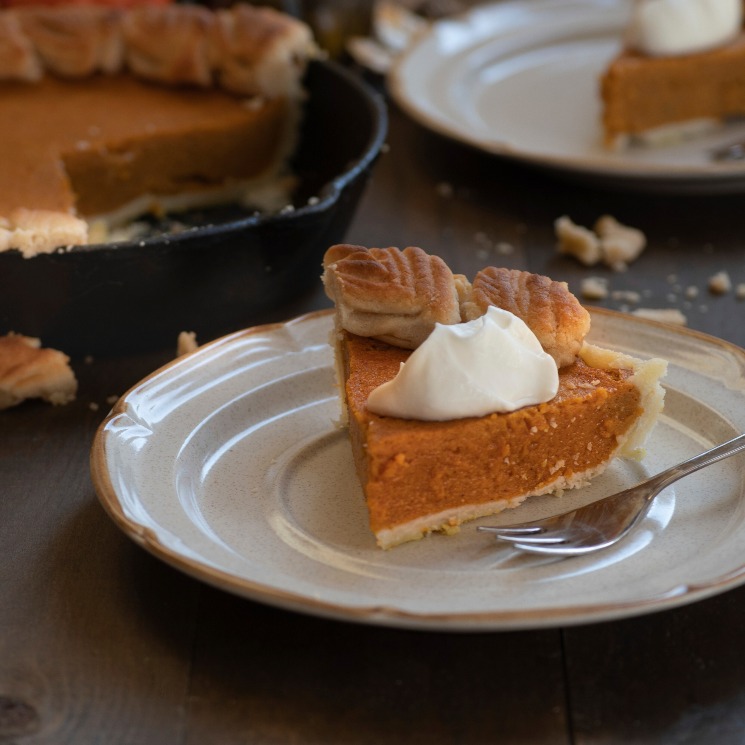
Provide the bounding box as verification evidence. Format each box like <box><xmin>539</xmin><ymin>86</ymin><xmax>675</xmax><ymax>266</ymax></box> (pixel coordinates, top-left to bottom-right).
<box><xmin>650</xmin><ymin>432</ymin><xmax>745</xmax><ymax>494</ymax></box>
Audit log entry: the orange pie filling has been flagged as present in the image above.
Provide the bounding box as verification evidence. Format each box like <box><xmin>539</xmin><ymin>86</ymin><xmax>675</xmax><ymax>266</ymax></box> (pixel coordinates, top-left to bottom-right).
<box><xmin>1</xmin><ymin>75</ymin><xmax>291</xmax><ymax>246</ymax></box>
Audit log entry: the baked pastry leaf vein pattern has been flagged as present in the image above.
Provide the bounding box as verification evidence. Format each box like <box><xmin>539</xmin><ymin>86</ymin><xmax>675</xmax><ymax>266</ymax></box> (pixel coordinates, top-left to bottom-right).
<box><xmin>323</xmin><ymin>244</ymin><xmax>591</xmax><ymax>366</ymax></box>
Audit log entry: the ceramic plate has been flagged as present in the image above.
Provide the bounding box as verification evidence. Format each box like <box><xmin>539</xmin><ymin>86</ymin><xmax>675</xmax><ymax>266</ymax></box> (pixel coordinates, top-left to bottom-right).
<box><xmin>91</xmin><ymin>309</ymin><xmax>745</xmax><ymax>631</ymax></box>
<box><xmin>388</xmin><ymin>0</ymin><xmax>745</xmax><ymax>193</ymax></box>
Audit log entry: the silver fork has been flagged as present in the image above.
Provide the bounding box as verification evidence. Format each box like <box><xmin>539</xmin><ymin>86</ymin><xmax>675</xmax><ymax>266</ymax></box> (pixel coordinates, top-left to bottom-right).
<box><xmin>478</xmin><ymin>433</ymin><xmax>745</xmax><ymax>557</ymax></box>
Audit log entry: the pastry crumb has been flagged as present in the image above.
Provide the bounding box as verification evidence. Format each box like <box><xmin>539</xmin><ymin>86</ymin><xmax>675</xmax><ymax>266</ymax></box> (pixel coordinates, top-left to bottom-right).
<box><xmin>436</xmin><ymin>182</ymin><xmax>454</xmax><ymax>198</ymax></box>
<box><xmin>555</xmin><ymin>216</ymin><xmax>602</xmax><ymax>266</ymax></box>
<box><xmin>611</xmin><ymin>289</ymin><xmax>641</xmax><ymax>304</ymax></box>
<box><xmin>708</xmin><ymin>270</ymin><xmax>732</xmax><ymax>295</ymax></box>
<box><xmin>0</xmin><ymin>333</ymin><xmax>77</xmax><ymax>409</ymax></box>
<box><xmin>631</xmin><ymin>308</ymin><xmax>687</xmax><ymax>326</ymax></box>
<box><xmin>177</xmin><ymin>331</ymin><xmax>199</xmax><ymax>356</ymax></box>
<box><xmin>594</xmin><ymin>215</ymin><xmax>647</xmax><ymax>270</ymax></box>
<box><xmin>555</xmin><ymin>214</ymin><xmax>646</xmax><ymax>270</ymax></box>
<box><xmin>580</xmin><ymin>276</ymin><xmax>609</xmax><ymax>300</ymax></box>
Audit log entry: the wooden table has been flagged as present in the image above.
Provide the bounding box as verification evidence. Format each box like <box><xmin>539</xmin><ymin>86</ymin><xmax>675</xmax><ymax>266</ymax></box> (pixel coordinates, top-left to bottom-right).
<box><xmin>3</xmin><ymin>72</ymin><xmax>745</xmax><ymax>745</ymax></box>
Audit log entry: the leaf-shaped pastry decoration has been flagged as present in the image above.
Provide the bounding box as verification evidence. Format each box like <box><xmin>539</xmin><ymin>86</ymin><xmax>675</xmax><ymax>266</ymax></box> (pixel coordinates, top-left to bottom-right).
<box><xmin>123</xmin><ymin>4</ymin><xmax>214</xmax><ymax>87</ymax></box>
<box><xmin>322</xmin><ymin>244</ymin><xmax>461</xmax><ymax>349</ymax></box>
<box><xmin>19</xmin><ymin>6</ymin><xmax>123</xmax><ymax>78</ymax></box>
<box><xmin>209</xmin><ymin>5</ymin><xmax>316</xmax><ymax>98</ymax></box>
<box><xmin>463</xmin><ymin>266</ymin><xmax>590</xmax><ymax>367</ymax></box>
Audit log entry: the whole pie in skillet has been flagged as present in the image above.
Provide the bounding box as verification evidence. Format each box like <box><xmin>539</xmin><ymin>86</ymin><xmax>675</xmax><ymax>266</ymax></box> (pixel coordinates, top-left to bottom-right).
<box><xmin>0</xmin><ymin>3</ymin><xmax>317</xmax><ymax>255</ymax></box>
<box><xmin>322</xmin><ymin>245</ymin><xmax>667</xmax><ymax>549</ymax></box>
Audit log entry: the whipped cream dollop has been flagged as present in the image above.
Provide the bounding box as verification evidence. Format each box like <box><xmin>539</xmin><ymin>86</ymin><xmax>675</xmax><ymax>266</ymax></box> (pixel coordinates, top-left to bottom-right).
<box><xmin>366</xmin><ymin>306</ymin><xmax>559</xmax><ymax>421</ymax></box>
<box><xmin>626</xmin><ymin>0</ymin><xmax>742</xmax><ymax>57</ymax></box>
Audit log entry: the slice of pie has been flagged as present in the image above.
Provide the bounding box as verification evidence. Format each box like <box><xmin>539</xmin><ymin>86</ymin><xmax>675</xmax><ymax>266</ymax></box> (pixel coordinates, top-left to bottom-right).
<box><xmin>0</xmin><ymin>3</ymin><xmax>317</xmax><ymax>255</ymax></box>
<box><xmin>323</xmin><ymin>245</ymin><xmax>667</xmax><ymax>549</ymax></box>
<box><xmin>600</xmin><ymin>30</ymin><xmax>745</xmax><ymax>148</ymax></box>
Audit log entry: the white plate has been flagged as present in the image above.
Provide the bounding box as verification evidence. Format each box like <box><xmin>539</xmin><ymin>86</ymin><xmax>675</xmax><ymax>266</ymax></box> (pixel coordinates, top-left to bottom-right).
<box><xmin>388</xmin><ymin>0</ymin><xmax>745</xmax><ymax>193</ymax></box>
<box><xmin>91</xmin><ymin>309</ymin><xmax>745</xmax><ymax>631</ymax></box>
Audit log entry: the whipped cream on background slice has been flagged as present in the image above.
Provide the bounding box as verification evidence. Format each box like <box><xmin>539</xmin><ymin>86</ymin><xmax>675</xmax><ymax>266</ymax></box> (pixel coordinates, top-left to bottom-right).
<box><xmin>626</xmin><ymin>0</ymin><xmax>742</xmax><ymax>57</ymax></box>
<box><xmin>366</xmin><ymin>306</ymin><xmax>559</xmax><ymax>421</ymax></box>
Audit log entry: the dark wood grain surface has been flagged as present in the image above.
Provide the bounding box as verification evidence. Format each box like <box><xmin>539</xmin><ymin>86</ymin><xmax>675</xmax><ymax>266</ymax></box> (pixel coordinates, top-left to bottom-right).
<box><xmin>3</xmin><ymin>71</ymin><xmax>745</xmax><ymax>745</ymax></box>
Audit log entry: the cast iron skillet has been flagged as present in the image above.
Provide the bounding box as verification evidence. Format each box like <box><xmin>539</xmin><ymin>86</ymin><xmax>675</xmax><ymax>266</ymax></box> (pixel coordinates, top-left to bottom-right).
<box><xmin>0</xmin><ymin>60</ymin><xmax>387</xmax><ymax>356</ymax></box>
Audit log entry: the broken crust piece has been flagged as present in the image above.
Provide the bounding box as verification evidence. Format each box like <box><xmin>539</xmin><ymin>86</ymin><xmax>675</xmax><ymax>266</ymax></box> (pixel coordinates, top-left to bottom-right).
<box><xmin>0</xmin><ymin>333</ymin><xmax>77</xmax><ymax>409</ymax></box>
<box><xmin>323</xmin><ymin>245</ymin><xmax>667</xmax><ymax>549</ymax></box>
